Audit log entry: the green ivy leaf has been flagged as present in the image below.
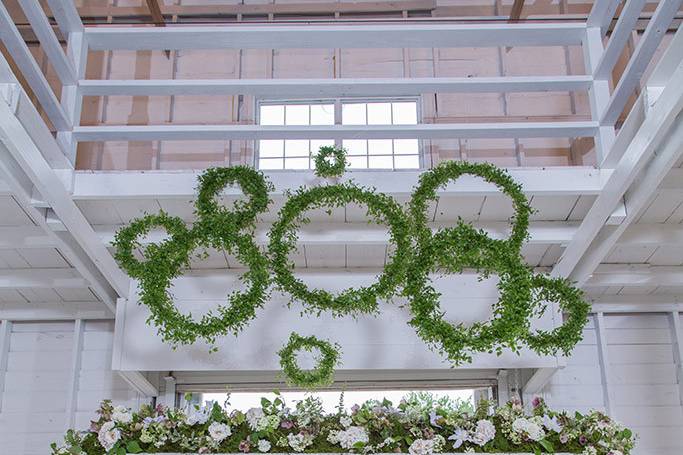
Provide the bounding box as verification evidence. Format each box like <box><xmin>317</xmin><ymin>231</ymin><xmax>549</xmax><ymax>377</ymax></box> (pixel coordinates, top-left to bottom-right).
<box><xmin>539</xmin><ymin>439</ymin><xmax>554</xmax><ymax>453</ymax></box>
<box><xmin>126</xmin><ymin>441</ymin><xmax>142</xmax><ymax>454</ymax></box>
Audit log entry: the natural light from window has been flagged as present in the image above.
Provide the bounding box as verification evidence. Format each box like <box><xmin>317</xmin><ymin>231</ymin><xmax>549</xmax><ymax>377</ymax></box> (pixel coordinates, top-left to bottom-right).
<box><xmin>257</xmin><ymin>100</ymin><xmax>420</xmax><ymax>171</ymax></box>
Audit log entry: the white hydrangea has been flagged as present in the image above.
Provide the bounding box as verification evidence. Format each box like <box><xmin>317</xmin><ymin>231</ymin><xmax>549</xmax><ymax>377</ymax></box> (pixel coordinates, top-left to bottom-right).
<box><xmin>334</xmin><ymin>426</ymin><xmax>369</xmax><ymax>449</ymax></box>
<box><xmin>112</xmin><ymin>406</ymin><xmax>132</xmax><ymax>424</ymax></box>
<box><xmin>470</xmin><ymin>419</ymin><xmax>496</xmax><ymax>446</ymax></box>
<box><xmin>408</xmin><ymin>438</ymin><xmax>435</xmax><ymax>455</ymax></box>
<box><xmin>186</xmin><ymin>406</ymin><xmax>210</xmax><ymax>426</ymax></box>
<box><xmin>208</xmin><ymin>422</ymin><xmax>231</xmax><ymax>442</ymax></box>
<box><xmin>257</xmin><ymin>439</ymin><xmax>272</xmax><ymax>452</ymax></box>
<box><xmin>340</xmin><ymin>415</ymin><xmax>353</xmax><ymax>428</ymax></box>
<box><xmin>582</xmin><ymin>446</ymin><xmax>598</xmax><ymax>455</ymax></box>
<box><xmin>287</xmin><ymin>432</ymin><xmax>313</xmax><ymax>452</ymax></box>
<box><xmin>98</xmin><ymin>421</ymin><xmax>121</xmax><ymax>451</ymax></box>
<box><xmin>246</xmin><ymin>408</ymin><xmax>266</xmax><ymax>431</ymax></box>
<box><xmin>512</xmin><ymin>417</ymin><xmax>545</xmax><ymax>442</ymax></box>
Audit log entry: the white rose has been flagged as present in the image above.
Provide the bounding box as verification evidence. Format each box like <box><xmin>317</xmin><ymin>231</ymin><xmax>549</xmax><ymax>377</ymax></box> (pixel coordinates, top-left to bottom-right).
<box><xmin>98</xmin><ymin>421</ymin><xmax>121</xmax><ymax>451</ymax></box>
<box><xmin>470</xmin><ymin>419</ymin><xmax>495</xmax><ymax>446</ymax></box>
<box><xmin>208</xmin><ymin>422</ymin><xmax>231</xmax><ymax>442</ymax></box>
<box><xmin>408</xmin><ymin>439</ymin><xmax>435</xmax><ymax>455</ymax></box>
<box><xmin>112</xmin><ymin>406</ymin><xmax>132</xmax><ymax>424</ymax></box>
<box><xmin>246</xmin><ymin>408</ymin><xmax>266</xmax><ymax>431</ymax></box>
<box><xmin>258</xmin><ymin>439</ymin><xmax>272</xmax><ymax>452</ymax></box>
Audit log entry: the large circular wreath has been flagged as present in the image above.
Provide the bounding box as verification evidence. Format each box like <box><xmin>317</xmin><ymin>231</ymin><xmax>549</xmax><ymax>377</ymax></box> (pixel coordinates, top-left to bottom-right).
<box><xmin>313</xmin><ymin>146</ymin><xmax>347</xmax><ymax>178</ymax></box>
<box><xmin>268</xmin><ymin>183</ymin><xmax>411</xmax><ymax>317</ymax></box>
<box><xmin>113</xmin><ymin>166</ymin><xmax>272</xmax><ymax>347</ymax></box>
<box><xmin>278</xmin><ymin>332</ymin><xmax>340</xmax><ymax>387</ymax></box>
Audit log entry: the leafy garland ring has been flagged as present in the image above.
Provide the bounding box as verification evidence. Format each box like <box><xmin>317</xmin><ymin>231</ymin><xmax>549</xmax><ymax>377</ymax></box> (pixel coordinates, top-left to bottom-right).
<box><xmin>313</xmin><ymin>145</ymin><xmax>348</xmax><ymax>178</ymax></box>
<box><xmin>278</xmin><ymin>332</ymin><xmax>340</xmax><ymax>387</ymax></box>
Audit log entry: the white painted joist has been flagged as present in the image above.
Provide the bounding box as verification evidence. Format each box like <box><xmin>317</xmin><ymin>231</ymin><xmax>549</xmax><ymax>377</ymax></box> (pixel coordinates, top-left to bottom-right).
<box><xmin>0</xmin><ymin>302</ymin><xmax>111</xmax><ymax>320</ymax></box>
<box><xmin>72</xmin><ymin>167</ymin><xmax>611</xmax><ymax>199</ymax></box>
<box><xmin>72</xmin><ymin>122</ymin><xmax>599</xmax><ymax>142</ymax></box>
<box><xmin>586</xmin><ymin>0</ymin><xmax>622</xmax><ymax>37</ymax></box>
<box><xmin>84</xmin><ymin>23</ymin><xmax>587</xmax><ymax>50</ymax></box>
<box><xmin>117</xmin><ymin>371</ymin><xmax>158</xmax><ymax>397</ymax></box>
<box><xmin>0</xmin><ymin>2</ymin><xmax>70</xmax><ymax>130</ymax></box>
<box><xmin>586</xmin><ymin>264</ymin><xmax>683</xmax><ymax>287</ymax></box>
<box><xmin>16</xmin><ymin>0</ymin><xmax>77</xmax><ymax>85</ymax></box>
<box><xmin>601</xmin><ymin>0</ymin><xmax>683</xmax><ymax>125</ymax></box>
<box><xmin>45</xmin><ymin>0</ymin><xmax>84</xmax><ymax>36</ymax></box>
<box><xmin>590</xmin><ymin>296</ymin><xmax>683</xmax><ymax>314</ymax></box>
<box><xmin>0</xmin><ymin>268</ymin><xmax>89</xmax><ymax>289</ymax></box>
<box><xmin>78</xmin><ymin>76</ymin><xmax>593</xmax><ymax>97</ymax></box>
<box><xmin>593</xmin><ymin>0</ymin><xmax>647</xmax><ymax>79</ymax></box>
<box><xmin>94</xmin><ymin>221</ymin><xmax>578</xmax><ymax>246</ymax></box>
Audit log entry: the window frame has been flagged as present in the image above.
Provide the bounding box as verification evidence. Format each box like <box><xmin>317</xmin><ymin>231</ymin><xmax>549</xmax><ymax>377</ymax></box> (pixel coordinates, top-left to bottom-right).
<box><xmin>254</xmin><ymin>96</ymin><xmax>424</xmax><ymax>171</ymax></box>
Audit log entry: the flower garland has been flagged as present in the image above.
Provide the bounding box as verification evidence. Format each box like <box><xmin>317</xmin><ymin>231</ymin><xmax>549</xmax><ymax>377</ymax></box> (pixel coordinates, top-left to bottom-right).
<box><xmin>278</xmin><ymin>333</ymin><xmax>340</xmax><ymax>387</ymax></box>
<box><xmin>52</xmin><ymin>393</ymin><xmax>636</xmax><ymax>455</ymax></box>
<box><xmin>313</xmin><ymin>146</ymin><xmax>348</xmax><ymax>178</ymax></box>
<box><xmin>113</xmin><ymin>160</ymin><xmax>590</xmax><ymax>387</ymax></box>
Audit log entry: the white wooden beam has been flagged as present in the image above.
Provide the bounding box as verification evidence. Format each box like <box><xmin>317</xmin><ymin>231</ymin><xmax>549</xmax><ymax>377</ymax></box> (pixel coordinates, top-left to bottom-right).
<box><xmin>45</xmin><ymin>0</ymin><xmax>84</xmax><ymax>36</ymax></box>
<box><xmin>587</xmin><ymin>0</ymin><xmax>622</xmax><ymax>37</ymax></box>
<box><xmin>84</xmin><ymin>23</ymin><xmax>587</xmax><ymax>50</ymax></box>
<box><xmin>601</xmin><ymin>0</ymin><xmax>683</xmax><ymax>125</ymax></box>
<box><xmin>522</xmin><ymin>367</ymin><xmax>558</xmax><ymax>397</ymax></box>
<box><xmin>162</xmin><ymin>376</ymin><xmax>176</xmax><ymax>407</ymax></box>
<box><xmin>78</xmin><ymin>75</ymin><xmax>593</xmax><ymax>97</ymax></box>
<box><xmin>72</xmin><ymin>167</ymin><xmax>611</xmax><ymax>199</ymax></box>
<box><xmin>0</xmin><ymin>268</ymin><xmax>89</xmax><ymax>289</ymax></box>
<box><xmin>64</xmin><ymin>319</ymin><xmax>84</xmax><ymax>430</ymax></box>
<box><xmin>0</xmin><ymin>320</ymin><xmax>11</xmax><ymax>412</ymax></box>
<box><xmin>586</xmin><ymin>265</ymin><xmax>683</xmax><ymax>287</ymax></box>
<box><xmin>118</xmin><ymin>371</ymin><xmax>159</xmax><ymax>398</ymax></box>
<box><xmin>0</xmin><ymin>2</ymin><xmax>70</xmax><ymax>130</ymax></box>
<box><xmin>58</xmin><ymin>31</ymin><xmax>88</xmax><ymax>164</ymax></box>
<box><xmin>552</xmin><ymin>59</ymin><xmax>683</xmax><ymax>282</ymax></box>
<box><xmin>594</xmin><ymin>0</ymin><xmax>647</xmax><ymax>79</ymax></box>
<box><xmin>0</xmin><ymin>226</ymin><xmax>56</xmax><ymax>249</ymax></box>
<box><xmin>669</xmin><ymin>311</ymin><xmax>683</xmax><ymax>405</ymax></box>
<box><xmin>0</xmin><ymin>302</ymin><xmax>112</xmax><ymax>321</ymax></box>
<box><xmin>594</xmin><ymin>312</ymin><xmax>614</xmax><ymax>415</ymax></box>
<box><xmin>16</xmin><ymin>0</ymin><xmax>77</xmax><ymax>85</ymax></box>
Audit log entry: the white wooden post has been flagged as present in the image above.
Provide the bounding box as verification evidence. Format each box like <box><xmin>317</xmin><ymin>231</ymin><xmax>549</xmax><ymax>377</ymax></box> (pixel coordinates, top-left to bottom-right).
<box><xmin>594</xmin><ymin>312</ymin><xmax>614</xmax><ymax>415</ymax></box>
<box><xmin>65</xmin><ymin>319</ymin><xmax>85</xmax><ymax>430</ymax></box>
<box><xmin>0</xmin><ymin>320</ymin><xmax>11</xmax><ymax>412</ymax></box>
<box><xmin>669</xmin><ymin>311</ymin><xmax>683</xmax><ymax>406</ymax></box>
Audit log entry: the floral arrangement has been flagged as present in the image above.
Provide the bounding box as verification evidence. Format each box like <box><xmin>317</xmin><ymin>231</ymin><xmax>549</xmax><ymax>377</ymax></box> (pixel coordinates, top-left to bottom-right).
<box><xmin>113</xmin><ymin>160</ymin><xmax>590</xmax><ymax>387</ymax></box>
<box><xmin>52</xmin><ymin>393</ymin><xmax>635</xmax><ymax>455</ymax></box>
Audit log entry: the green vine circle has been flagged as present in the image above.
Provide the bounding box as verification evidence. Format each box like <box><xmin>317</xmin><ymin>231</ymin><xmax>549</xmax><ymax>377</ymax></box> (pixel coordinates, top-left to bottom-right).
<box><xmin>268</xmin><ymin>183</ymin><xmax>411</xmax><ymax>317</ymax></box>
<box><xmin>113</xmin><ymin>166</ymin><xmax>272</xmax><ymax>348</ymax></box>
<box><xmin>278</xmin><ymin>332</ymin><xmax>340</xmax><ymax>388</ymax></box>
<box><xmin>523</xmin><ymin>274</ymin><xmax>591</xmax><ymax>356</ymax></box>
<box><xmin>314</xmin><ymin>146</ymin><xmax>348</xmax><ymax>178</ymax></box>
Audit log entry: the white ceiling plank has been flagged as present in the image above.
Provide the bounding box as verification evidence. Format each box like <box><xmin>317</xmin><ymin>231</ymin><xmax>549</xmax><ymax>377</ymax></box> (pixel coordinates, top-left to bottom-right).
<box><xmin>0</xmin><ymin>196</ymin><xmax>34</xmax><ymax>226</ymax></box>
<box><xmin>72</xmin><ymin>168</ymin><xmax>611</xmax><ymax>200</ymax></box>
<box><xmin>529</xmin><ymin>195</ymin><xmax>579</xmax><ymax>221</ymax></box>
<box><xmin>587</xmin><ymin>265</ymin><xmax>683</xmax><ymax>288</ymax></box>
<box><xmin>79</xmin><ymin>76</ymin><xmax>593</xmax><ymax>97</ymax></box>
<box><xmin>15</xmin><ymin>248</ymin><xmax>70</xmax><ymax>268</ymax></box>
<box><xmin>72</xmin><ymin>122</ymin><xmax>599</xmax><ymax>142</ymax></box>
<box><xmin>84</xmin><ymin>23</ymin><xmax>587</xmax><ymax>50</ymax></box>
<box><xmin>0</xmin><ymin>268</ymin><xmax>89</xmax><ymax>289</ymax></box>
<box><xmin>0</xmin><ymin>226</ymin><xmax>55</xmax><ymax>249</ymax></box>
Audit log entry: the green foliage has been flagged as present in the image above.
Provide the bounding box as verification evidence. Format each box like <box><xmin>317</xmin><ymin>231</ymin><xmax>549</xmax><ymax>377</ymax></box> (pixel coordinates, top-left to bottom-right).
<box><xmin>313</xmin><ymin>146</ymin><xmax>348</xmax><ymax>178</ymax></box>
<box><xmin>278</xmin><ymin>332</ymin><xmax>340</xmax><ymax>388</ymax></box>
<box><xmin>113</xmin><ymin>161</ymin><xmax>589</xmax><ymax>384</ymax></box>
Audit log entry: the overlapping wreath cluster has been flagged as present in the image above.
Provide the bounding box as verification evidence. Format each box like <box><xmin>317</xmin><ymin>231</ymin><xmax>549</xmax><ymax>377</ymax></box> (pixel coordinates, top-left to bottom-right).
<box><xmin>114</xmin><ymin>148</ymin><xmax>589</xmax><ymax>388</ymax></box>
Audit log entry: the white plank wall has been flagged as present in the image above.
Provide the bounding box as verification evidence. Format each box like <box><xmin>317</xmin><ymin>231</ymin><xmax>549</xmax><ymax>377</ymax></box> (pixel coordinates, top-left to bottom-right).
<box><xmin>0</xmin><ymin>320</ymin><xmax>146</xmax><ymax>454</ymax></box>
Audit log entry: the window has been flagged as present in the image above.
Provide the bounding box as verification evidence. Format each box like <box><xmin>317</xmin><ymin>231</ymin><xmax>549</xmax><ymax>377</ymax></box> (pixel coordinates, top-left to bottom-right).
<box><xmin>257</xmin><ymin>99</ymin><xmax>420</xmax><ymax>170</ymax></box>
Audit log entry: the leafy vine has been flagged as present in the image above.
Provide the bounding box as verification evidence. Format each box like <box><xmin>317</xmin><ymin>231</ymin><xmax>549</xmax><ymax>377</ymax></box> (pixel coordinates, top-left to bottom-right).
<box><xmin>278</xmin><ymin>332</ymin><xmax>340</xmax><ymax>388</ymax></box>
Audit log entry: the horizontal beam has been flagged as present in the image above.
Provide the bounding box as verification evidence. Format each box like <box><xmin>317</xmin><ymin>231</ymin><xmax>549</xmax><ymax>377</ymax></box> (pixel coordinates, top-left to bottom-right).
<box><xmin>72</xmin><ymin>122</ymin><xmax>599</xmax><ymax>142</ymax></box>
<box><xmin>72</xmin><ymin>167</ymin><xmax>611</xmax><ymax>199</ymax></box>
<box><xmin>590</xmin><ymin>295</ymin><xmax>683</xmax><ymax>313</ymax></box>
<box><xmin>78</xmin><ymin>76</ymin><xmax>593</xmax><ymax>97</ymax></box>
<box><xmin>0</xmin><ymin>268</ymin><xmax>89</xmax><ymax>289</ymax></box>
<box><xmin>586</xmin><ymin>264</ymin><xmax>683</xmax><ymax>287</ymax></box>
<box><xmin>0</xmin><ymin>302</ymin><xmax>111</xmax><ymax>321</ymax></box>
<box><xmin>0</xmin><ymin>226</ymin><xmax>56</xmax><ymax>249</ymax></box>
<box><xmin>84</xmin><ymin>23</ymin><xmax>588</xmax><ymax>50</ymax></box>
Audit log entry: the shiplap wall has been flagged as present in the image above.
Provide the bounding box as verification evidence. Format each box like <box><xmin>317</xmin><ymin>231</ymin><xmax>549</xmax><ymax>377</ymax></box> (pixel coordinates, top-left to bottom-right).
<box><xmin>0</xmin><ymin>320</ymin><xmax>146</xmax><ymax>455</ymax></box>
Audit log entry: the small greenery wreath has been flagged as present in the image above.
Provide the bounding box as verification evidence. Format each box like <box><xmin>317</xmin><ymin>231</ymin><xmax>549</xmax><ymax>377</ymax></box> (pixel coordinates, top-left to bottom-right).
<box><xmin>278</xmin><ymin>332</ymin><xmax>340</xmax><ymax>387</ymax></box>
<box><xmin>314</xmin><ymin>146</ymin><xmax>347</xmax><ymax>178</ymax></box>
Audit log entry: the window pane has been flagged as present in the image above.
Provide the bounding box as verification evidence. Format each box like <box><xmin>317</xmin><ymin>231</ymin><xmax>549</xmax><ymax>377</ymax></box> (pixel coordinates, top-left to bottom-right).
<box><xmin>394</xmin><ymin>154</ymin><xmax>420</xmax><ymax>169</ymax></box>
<box><xmin>342</xmin><ymin>103</ymin><xmax>366</xmax><ymax>125</ymax></box>
<box><xmin>343</xmin><ymin>139</ymin><xmax>367</xmax><ymax>156</ymax></box>
<box><xmin>368</xmin><ymin>139</ymin><xmax>392</xmax><ymax>155</ymax></box>
<box><xmin>260</xmin><ymin>105</ymin><xmax>284</xmax><ymax>125</ymax></box>
<box><xmin>311</xmin><ymin>140</ymin><xmax>335</xmax><ymax>156</ymax></box>
<box><xmin>310</xmin><ymin>104</ymin><xmax>335</xmax><ymax>125</ymax></box>
<box><xmin>259</xmin><ymin>140</ymin><xmax>284</xmax><ymax>158</ymax></box>
<box><xmin>394</xmin><ymin>139</ymin><xmax>419</xmax><ymax>155</ymax></box>
<box><xmin>367</xmin><ymin>103</ymin><xmax>392</xmax><ymax>125</ymax></box>
<box><xmin>285</xmin><ymin>140</ymin><xmax>310</xmax><ymax>157</ymax></box>
<box><xmin>369</xmin><ymin>155</ymin><xmax>393</xmax><ymax>169</ymax></box>
<box><xmin>347</xmin><ymin>156</ymin><xmax>368</xmax><ymax>169</ymax></box>
<box><xmin>392</xmin><ymin>102</ymin><xmax>418</xmax><ymax>124</ymax></box>
<box><xmin>286</xmin><ymin>104</ymin><xmax>309</xmax><ymax>125</ymax></box>
<box><xmin>285</xmin><ymin>157</ymin><xmax>310</xmax><ymax>169</ymax></box>
<box><xmin>259</xmin><ymin>158</ymin><xmax>283</xmax><ymax>170</ymax></box>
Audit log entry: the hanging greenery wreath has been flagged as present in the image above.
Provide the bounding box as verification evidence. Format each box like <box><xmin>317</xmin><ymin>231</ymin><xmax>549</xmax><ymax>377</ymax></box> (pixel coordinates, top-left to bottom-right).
<box><xmin>278</xmin><ymin>332</ymin><xmax>340</xmax><ymax>387</ymax></box>
<box><xmin>313</xmin><ymin>145</ymin><xmax>348</xmax><ymax>178</ymax></box>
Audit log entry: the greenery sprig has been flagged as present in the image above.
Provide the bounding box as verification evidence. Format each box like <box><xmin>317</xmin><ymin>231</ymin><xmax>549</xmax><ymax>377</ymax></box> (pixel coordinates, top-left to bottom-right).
<box><xmin>313</xmin><ymin>146</ymin><xmax>348</xmax><ymax>178</ymax></box>
<box><xmin>278</xmin><ymin>332</ymin><xmax>340</xmax><ymax>388</ymax></box>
